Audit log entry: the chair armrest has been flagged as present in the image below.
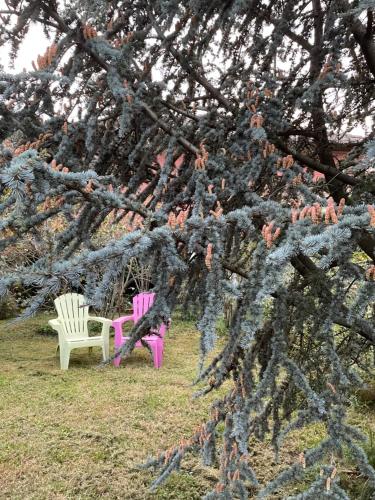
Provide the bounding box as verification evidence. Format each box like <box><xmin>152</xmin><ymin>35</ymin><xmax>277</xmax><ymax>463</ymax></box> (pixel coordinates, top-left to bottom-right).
<box><xmin>112</xmin><ymin>315</ymin><xmax>134</xmax><ymax>346</ymax></box>
<box><xmin>158</xmin><ymin>318</ymin><xmax>171</xmax><ymax>337</ymax></box>
<box><xmin>48</xmin><ymin>318</ymin><xmax>61</xmax><ymax>330</ymax></box>
<box><xmin>111</xmin><ymin>315</ymin><xmax>134</xmax><ymax>327</ymax></box>
<box><xmin>88</xmin><ymin>316</ymin><xmax>112</xmax><ymax>326</ymax></box>
<box><xmin>48</xmin><ymin>319</ymin><xmax>64</xmax><ymax>342</ymax></box>
<box><xmin>88</xmin><ymin>316</ymin><xmax>112</xmax><ymax>338</ymax></box>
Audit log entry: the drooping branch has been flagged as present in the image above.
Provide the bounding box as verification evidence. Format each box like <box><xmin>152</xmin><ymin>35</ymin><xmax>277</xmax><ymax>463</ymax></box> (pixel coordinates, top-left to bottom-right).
<box><xmin>272</xmin><ymin>138</ymin><xmax>358</xmax><ymax>187</ymax></box>
<box><xmin>339</xmin><ymin>1</ymin><xmax>375</xmax><ymax>78</ymax></box>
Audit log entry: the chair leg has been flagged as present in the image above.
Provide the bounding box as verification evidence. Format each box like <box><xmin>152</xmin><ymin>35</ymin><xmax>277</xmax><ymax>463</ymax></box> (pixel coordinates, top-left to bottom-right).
<box><xmin>113</xmin><ymin>340</ymin><xmax>124</xmax><ymax>367</ymax></box>
<box><xmin>103</xmin><ymin>337</ymin><xmax>109</xmax><ymax>361</ymax></box>
<box><xmin>113</xmin><ymin>331</ymin><xmax>123</xmax><ymax>367</ymax></box>
<box><xmin>149</xmin><ymin>341</ymin><xmax>162</xmax><ymax>369</ymax></box>
<box><xmin>60</xmin><ymin>344</ymin><xmax>70</xmax><ymax>370</ymax></box>
<box><xmin>113</xmin><ymin>350</ymin><xmax>122</xmax><ymax>367</ymax></box>
<box><xmin>160</xmin><ymin>343</ymin><xmax>164</xmax><ymax>365</ymax></box>
<box><xmin>102</xmin><ymin>341</ymin><xmax>109</xmax><ymax>362</ymax></box>
<box><xmin>159</xmin><ymin>341</ymin><xmax>164</xmax><ymax>368</ymax></box>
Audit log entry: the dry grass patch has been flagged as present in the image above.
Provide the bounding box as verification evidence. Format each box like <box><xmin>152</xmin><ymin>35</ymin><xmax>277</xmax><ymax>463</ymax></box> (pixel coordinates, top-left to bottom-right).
<box><xmin>0</xmin><ymin>315</ymin><xmax>220</xmax><ymax>499</ymax></box>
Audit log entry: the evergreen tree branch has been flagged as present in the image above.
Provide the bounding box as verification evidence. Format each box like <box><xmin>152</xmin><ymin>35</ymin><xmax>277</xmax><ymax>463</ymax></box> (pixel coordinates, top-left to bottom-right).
<box><xmin>147</xmin><ymin>7</ymin><xmax>235</xmax><ymax>111</ymax></box>
<box><xmin>339</xmin><ymin>0</ymin><xmax>375</xmax><ymax>78</ymax></box>
<box><xmin>272</xmin><ymin>138</ymin><xmax>358</xmax><ymax>187</ymax></box>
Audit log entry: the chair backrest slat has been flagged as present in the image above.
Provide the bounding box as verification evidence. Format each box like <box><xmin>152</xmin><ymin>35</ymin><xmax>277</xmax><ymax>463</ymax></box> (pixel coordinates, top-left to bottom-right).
<box><xmin>54</xmin><ymin>293</ymin><xmax>88</xmax><ymax>339</ymax></box>
<box><xmin>133</xmin><ymin>292</ymin><xmax>155</xmax><ymax>323</ymax></box>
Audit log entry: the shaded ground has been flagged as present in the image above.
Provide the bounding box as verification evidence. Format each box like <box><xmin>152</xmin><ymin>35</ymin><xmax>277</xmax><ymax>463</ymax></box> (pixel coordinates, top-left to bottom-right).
<box><xmin>0</xmin><ymin>315</ymin><xmax>373</xmax><ymax>499</ymax></box>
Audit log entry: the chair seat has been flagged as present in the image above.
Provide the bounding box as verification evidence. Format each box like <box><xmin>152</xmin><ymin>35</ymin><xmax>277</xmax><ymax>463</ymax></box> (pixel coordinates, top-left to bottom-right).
<box><xmin>120</xmin><ymin>334</ymin><xmax>161</xmax><ymax>343</ymax></box>
<box><xmin>66</xmin><ymin>336</ymin><xmax>104</xmax><ymax>344</ymax></box>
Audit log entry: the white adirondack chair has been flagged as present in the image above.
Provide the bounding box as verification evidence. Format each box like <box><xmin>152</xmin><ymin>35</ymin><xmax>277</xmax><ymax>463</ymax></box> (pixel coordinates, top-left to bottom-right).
<box><xmin>49</xmin><ymin>293</ymin><xmax>111</xmax><ymax>370</ymax></box>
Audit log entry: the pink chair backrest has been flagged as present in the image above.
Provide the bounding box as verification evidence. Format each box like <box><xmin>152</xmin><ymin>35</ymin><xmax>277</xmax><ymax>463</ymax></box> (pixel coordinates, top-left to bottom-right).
<box><xmin>132</xmin><ymin>292</ymin><xmax>167</xmax><ymax>337</ymax></box>
<box><xmin>133</xmin><ymin>292</ymin><xmax>155</xmax><ymax>323</ymax></box>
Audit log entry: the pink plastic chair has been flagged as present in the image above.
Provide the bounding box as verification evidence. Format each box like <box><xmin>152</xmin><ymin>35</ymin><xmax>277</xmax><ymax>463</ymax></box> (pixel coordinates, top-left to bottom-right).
<box><xmin>112</xmin><ymin>292</ymin><xmax>167</xmax><ymax>368</ymax></box>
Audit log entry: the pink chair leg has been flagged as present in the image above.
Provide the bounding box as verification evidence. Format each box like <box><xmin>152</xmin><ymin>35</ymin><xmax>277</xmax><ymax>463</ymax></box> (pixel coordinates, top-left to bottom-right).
<box><xmin>149</xmin><ymin>342</ymin><xmax>157</xmax><ymax>368</ymax></box>
<box><xmin>149</xmin><ymin>340</ymin><xmax>163</xmax><ymax>368</ymax></box>
<box><xmin>113</xmin><ymin>349</ymin><xmax>122</xmax><ymax>367</ymax></box>
<box><xmin>159</xmin><ymin>342</ymin><xmax>164</xmax><ymax>367</ymax></box>
<box><xmin>113</xmin><ymin>324</ymin><xmax>124</xmax><ymax>367</ymax></box>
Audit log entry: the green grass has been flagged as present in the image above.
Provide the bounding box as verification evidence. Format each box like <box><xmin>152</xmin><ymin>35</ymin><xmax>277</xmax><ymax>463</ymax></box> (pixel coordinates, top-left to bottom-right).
<box><xmin>0</xmin><ymin>315</ymin><xmax>374</xmax><ymax>499</ymax></box>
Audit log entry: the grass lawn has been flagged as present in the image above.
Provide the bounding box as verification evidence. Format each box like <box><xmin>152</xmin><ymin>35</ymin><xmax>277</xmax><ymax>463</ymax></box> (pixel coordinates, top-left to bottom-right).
<box><xmin>0</xmin><ymin>314</ymin><xmax>374</xmax><ymax>499</ymax></box>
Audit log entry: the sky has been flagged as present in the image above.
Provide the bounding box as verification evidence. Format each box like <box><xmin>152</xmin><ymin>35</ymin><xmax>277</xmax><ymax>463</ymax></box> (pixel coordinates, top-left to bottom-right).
<box><xmin>2</xmin><ymin>22</ymin><xmax>48</xmax><ymax>72</ymax></box>
<box><xmin>0</xmin><ymin>13</ymin><xmax>367</xmax><ymax>137</ymax></box>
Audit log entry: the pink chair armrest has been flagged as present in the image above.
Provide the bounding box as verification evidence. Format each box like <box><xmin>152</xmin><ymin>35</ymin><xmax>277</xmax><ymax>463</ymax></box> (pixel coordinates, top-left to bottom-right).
<box><xmin>112</xmin><ymin>315</ymin><xmax>134</xmax><ymax>348</ymax></box>
<box><xmin>112</xmin><ymin>315</ymin><xmax>134</xmax><ymax>328</ymax></box>
<box><xmin>151</xmin><ymin>319</ymin><xmax>170</xmax><ymax>338</ymax></box>
<box><xmin>159</xmin><ymin>323</ymin><xmax>167</xmax><ymax>338</ymax></box>
<box><xmin>158</xmin><ymin>318</ymin><xmax>171</xmax><ymax>338</ymax></box>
